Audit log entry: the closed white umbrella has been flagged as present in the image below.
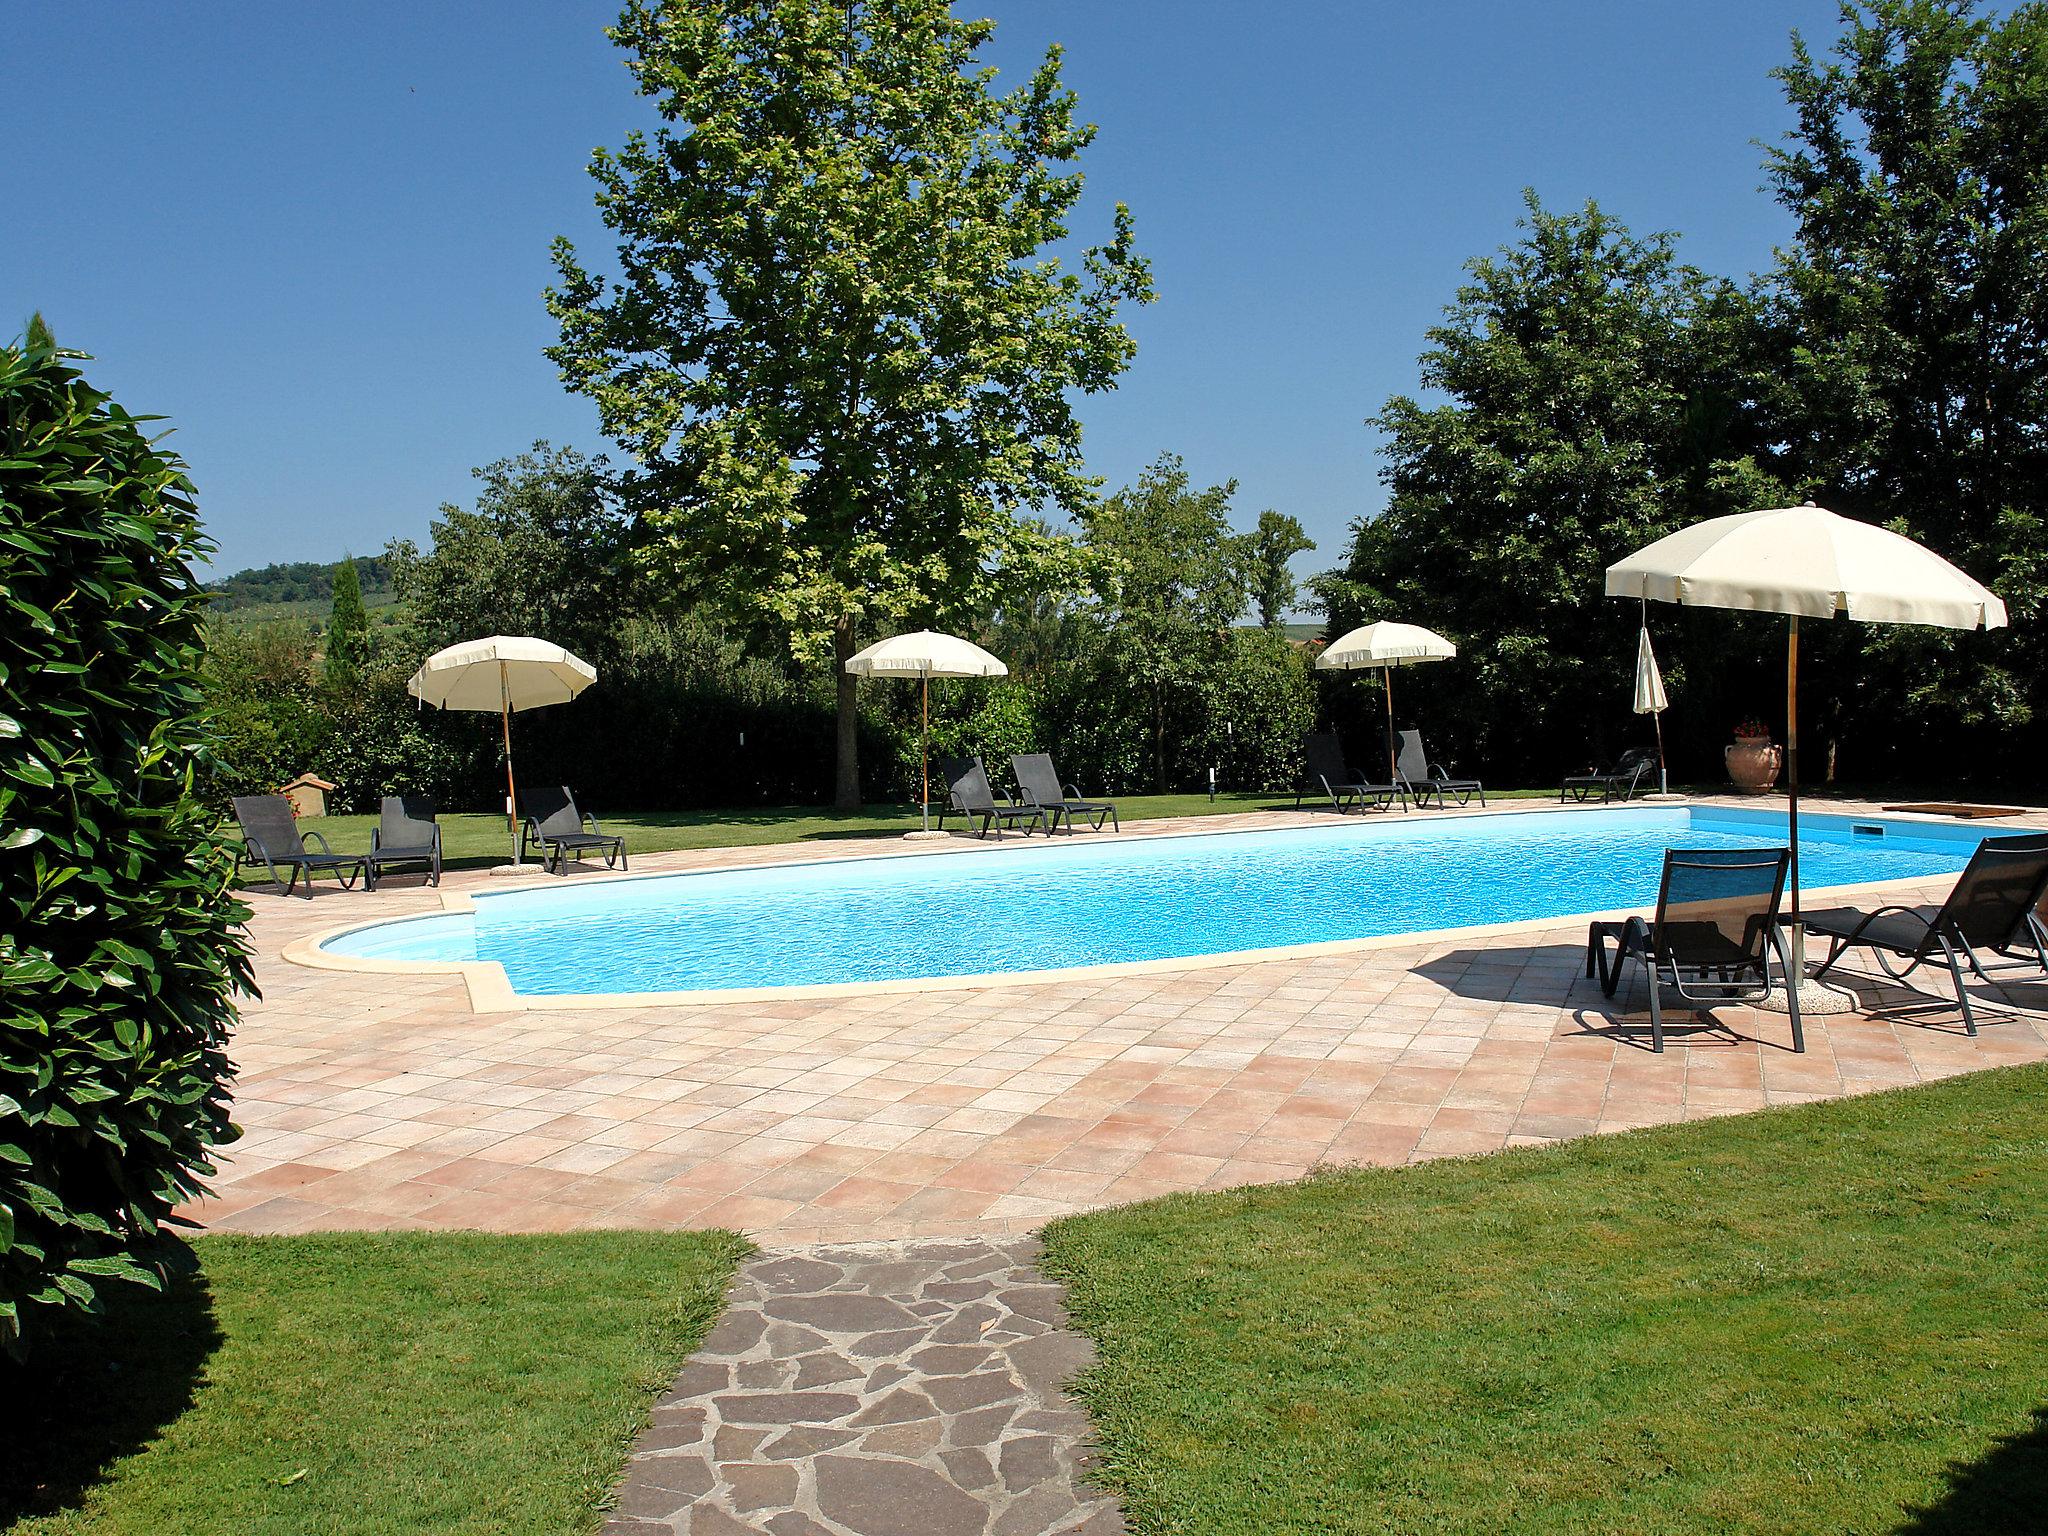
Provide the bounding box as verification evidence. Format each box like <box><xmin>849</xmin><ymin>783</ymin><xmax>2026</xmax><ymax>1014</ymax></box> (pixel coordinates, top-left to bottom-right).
<box><xmin>408</xmin><ymin>635</ymin><xmax>598</xmax><ymax>867</ymax></box>
<box><xmin>845</xmin><ymin>630</ymin><xmax>1008</xmax><ymax>834</ymax></box>
<box><xmin>1633</xmin><ymin>613</ymin><xmax>1670</xmax><ymax>793</ymax></box>
<box><xmin>1316</xmin><ymin>621</ymin><xmax>1458</xmax><ymax>786</ymax></box>
<box><xmin>1607</xmin><ymin>503</ymin><xmax>2007</xmax><ymax>1002</ymax></box>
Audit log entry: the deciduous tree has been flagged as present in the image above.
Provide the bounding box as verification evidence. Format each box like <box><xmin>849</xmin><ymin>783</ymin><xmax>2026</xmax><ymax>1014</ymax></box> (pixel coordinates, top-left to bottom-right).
<box><xmin>547</xmin><ymin>0</ymin><xmax>1151</xmax><ymax>808</ymax></box>
<box><xmin>1762</xmin><ymin>0</ymin><xmax>2048</xmax><ymax>770</ymax></box>
<box><xmin>1081</xmin><ymin>454</ymin><xmax>1251</xmax><ymax>791</ymax></box>
<box><xmin>1246</xmin><ymin>509</ymin><xmax>1313</xmax><ymax>630</ymax></box>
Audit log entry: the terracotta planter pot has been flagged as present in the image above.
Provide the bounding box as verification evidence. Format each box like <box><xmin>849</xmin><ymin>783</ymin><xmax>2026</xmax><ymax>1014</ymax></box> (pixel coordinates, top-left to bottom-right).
<box><xmin>1725</xmin><ymin>737</ymin><xmax>1782</xmax><ymax>794</ymax></box>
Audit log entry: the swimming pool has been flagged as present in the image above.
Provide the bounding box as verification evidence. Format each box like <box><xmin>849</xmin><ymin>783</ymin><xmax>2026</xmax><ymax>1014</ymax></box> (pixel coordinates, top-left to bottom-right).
<box><xmin>315</xmin><ymin>806</ymin><xmax>1987</xmax><ymax>999</ymax></box>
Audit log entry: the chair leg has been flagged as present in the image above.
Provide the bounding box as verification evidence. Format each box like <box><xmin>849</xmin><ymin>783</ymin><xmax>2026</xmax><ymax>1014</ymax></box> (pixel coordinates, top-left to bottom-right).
<box><xmin>1939</xmin><ymin>937</ymin><xmax>1978</xmax><ymax>1035</ymax></box>
<box><xmin>1769</xmin><ymin>927</ymin><xmax>1805</xmax><ymax>1053</ymax></box>
<box><xmin>1647</xmin><ymin>968</ymin><xmax>1664</xmax><ymax>1052</ymax></box>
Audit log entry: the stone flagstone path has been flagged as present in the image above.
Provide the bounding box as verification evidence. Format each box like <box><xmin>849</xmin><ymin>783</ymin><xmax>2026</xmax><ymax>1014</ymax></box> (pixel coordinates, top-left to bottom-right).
<box><xmin>604</xmin><ymin>1240</ymin><xmax>1121</xmax><ymax>1536</ymax></box>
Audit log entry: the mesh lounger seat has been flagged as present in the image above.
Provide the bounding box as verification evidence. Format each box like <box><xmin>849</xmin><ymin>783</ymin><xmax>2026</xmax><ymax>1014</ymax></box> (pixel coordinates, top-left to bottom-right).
<box><xmin>366</xmin><ymin>794</ymin><xmax>442</xmax><ymax>889</ymax></box>
<box><xmin>1804</xmin><ymin>833</ymin><xmax>2048</xmax><ymax>1035</ymax></box>
<box><xmin>1011</xmin><ymin>753</ymin><xmax>1118</xmax><ymax>834</ymax></box>
<box><xmin>231</xmin><ymin>793</ymin><xmax>367</xmax><ymax>898</ymax></box>
<box><xmin>944</xmin><ymin>757</ymin><xmax>1048</xmax><ymax>839</ymax></box>
<box><xmin>1394</xmin><ymin>730</ymin><xmax>1485</xmax><ymax>809</ymax></box>
<box><xmin>1561</xmin><ymin>749</ymin><xmax>1655</xmax><ymax>804</ymax></box>
<box><xmin>520</xmin><ymin>786</ymin><xmax>627</xmax><ymax>876</ymax></box>
<box><xmin>1293</xmin><ymin>732</ymin><xmax>1407</xmax><ymax>814</ymax></box>
<box><xmin>1586</xmin><ymin>847</ymin><xmax>1801</xmax><ymax>1053</ymax></box>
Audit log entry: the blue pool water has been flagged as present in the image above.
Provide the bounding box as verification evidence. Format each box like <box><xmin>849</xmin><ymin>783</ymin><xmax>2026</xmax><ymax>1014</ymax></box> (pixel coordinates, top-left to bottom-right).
<box><xmin>320</xmin><ymin>807</ymin><xmax>1987</xmax><ymax>997</ymax></box>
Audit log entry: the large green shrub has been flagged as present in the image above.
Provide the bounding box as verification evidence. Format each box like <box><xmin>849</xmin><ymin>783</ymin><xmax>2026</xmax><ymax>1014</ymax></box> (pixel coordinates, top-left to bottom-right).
<box><xmin>0</xmin><ymin>324</ymin><xmax>252</xmax><ymax>1351</ymax></box>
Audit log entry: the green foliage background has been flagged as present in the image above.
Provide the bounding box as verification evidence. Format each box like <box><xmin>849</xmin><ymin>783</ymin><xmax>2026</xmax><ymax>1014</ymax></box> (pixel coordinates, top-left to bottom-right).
<box><xmin>1327</xmin><ymin>0</ymin><xmax>2048</xmax><ymax>795</ymax></box>
<box><xmin>0</xmin><ymin>325</ymin><xmax>251</xmax><ymax>1350</ymax></box>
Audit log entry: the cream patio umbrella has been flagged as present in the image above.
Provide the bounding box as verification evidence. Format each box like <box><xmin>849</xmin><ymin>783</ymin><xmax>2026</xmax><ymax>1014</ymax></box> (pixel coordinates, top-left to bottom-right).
<box><xmin>1606</xmin><ymin>503</ymin><xmax>2007</xmax><ymax>1002</ymax></box>
<box><xmin>845</xmin><ymin>630</ymin><xmax>1008</xmax><ymax>836</ymax></box>
<box><xmin>1633</xmin><ymin>608</ymin><xmax>1671</xmax><ymax>795</ymax></box>
<box><xmin>1316</xmin><ymin>621</ymin><xmax>1459</xmax><ymax>785</ymax></box>
<box><xmin>407</xmin><ymin>635</ymin><xmax>597</xmax><ymax>868</ymax></box>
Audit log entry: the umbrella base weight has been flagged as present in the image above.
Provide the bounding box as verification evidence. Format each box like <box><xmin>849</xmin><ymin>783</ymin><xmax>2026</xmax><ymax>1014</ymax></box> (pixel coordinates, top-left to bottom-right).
<box><xmin>902</xmin><ymin>830</ymin><xmax>952</xmax><ymax>842</ymax></box>
<box><xmin>486</xmin><ymin>862</ymin><xmax>537</xmax><ymax>878</ymax></box>
<box><xmin>1643</xmin><ymin>792</ymin><xmax>1689</xmax><ymax>803</ymax></box>
<box><xmin>1755</xmin><ymin>977</ymin><xmax>1859</xmax><ymax>1015</ymax></box>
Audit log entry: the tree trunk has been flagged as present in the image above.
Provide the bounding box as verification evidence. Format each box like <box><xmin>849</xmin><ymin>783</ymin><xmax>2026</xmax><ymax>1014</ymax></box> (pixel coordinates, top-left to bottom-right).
<box><xmin>1153</xmin><ymin>686</ymin><xmax>1167</xmax><ymax>794</ymax></box>
<box><xmin>834</xmin><ymin>615</ymin><xmax>861</xmax><ymax>810</ymax></box>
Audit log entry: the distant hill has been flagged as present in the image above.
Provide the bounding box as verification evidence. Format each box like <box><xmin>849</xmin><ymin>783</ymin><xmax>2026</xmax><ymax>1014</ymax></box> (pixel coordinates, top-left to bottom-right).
<box><xmin>205</xmin><ymin>556</ymin><xmax>403</xmax><ymax>628</ymax></box>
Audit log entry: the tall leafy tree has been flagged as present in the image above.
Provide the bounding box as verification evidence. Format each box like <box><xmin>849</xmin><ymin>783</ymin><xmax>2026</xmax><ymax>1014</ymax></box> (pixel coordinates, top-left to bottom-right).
<box><xmin>1763</xmin><ymin>0</ymin><xmax>2048</xmax><ymax>768</ymax></box>
<box><xmin>1246</xmin><ymin>509</ymin><xmax>1313</xmax><ymax>629</ymax></box>
<box><xmin>547</xmin><ymin>0</ymin><xmax>1152</xmax><ymax>808</ymax></box>
<box><xmin>386</xmin><ymin>443</ymin><xmax>627</xmax><ymax>662</ymax></box>
<box><xmin>1332</xmin><ymin>196</ymin><xmax>1786</xmax><ymax>778</ymax></box>
<box><xmin>1081</xmin><ymin>454</ymin><xmax>1251</xmax><ymax>790</ymax></box>
<box><xmin>323</xmin><ymin>555</ymin><xmax>370</xmax><ymax>689</ymax></box>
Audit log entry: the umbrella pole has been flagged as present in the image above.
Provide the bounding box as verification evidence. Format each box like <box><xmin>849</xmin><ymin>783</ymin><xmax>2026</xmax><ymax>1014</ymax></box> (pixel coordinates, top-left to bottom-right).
<box><xmin>1384</xmin><ymin>667</ymin><xmax>1397</xmax><ymax>785</ymax></box>
<box><xmin>920</xmin><ymin>671</ymin><xmax>931</xmax><ymax>835</ymax></box>
<box><xmin>501</xmin><ymin>661</ymin><xmax>519</xmax><ymax>867</ymax></box>
<box><xmin>1786</xmin><ymin>616</ymin><xmax>1800</xmax><ymax>921</ymax></box>
<box><xmin>1644</xmin><ymin>600</ymin><xmax>1668</xmax><ymax>795</ymax></box>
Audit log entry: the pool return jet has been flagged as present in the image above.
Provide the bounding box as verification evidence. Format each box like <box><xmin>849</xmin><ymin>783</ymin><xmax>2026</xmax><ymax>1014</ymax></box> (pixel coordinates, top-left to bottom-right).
<box><xmin>408</xmin><ymin>634</ymin><xmax>598</xmax><ymax>873</ymax></box>
<box><xmin>844</xmin><ymin>630</ymin><xmax>1008</xmax><ymax>839</ymax></box>
<box><xmin>1315</xmin><ymin>620</ymin><xmax>1460</xmax><ymax>796</ymax></box>
<box><xmin>1606</xmin><ymin>503</ymin><xmax>2008</xmax><ymax>1013</ymax></box>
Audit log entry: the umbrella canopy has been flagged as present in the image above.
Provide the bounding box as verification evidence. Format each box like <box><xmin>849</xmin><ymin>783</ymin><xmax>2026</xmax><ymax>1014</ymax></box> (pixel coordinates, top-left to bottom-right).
<box><xmin>1316</xmin><ymin>622</ymin><xmax>1459</xmax><ymax>788</ymax></box>
<box><xmin>407</xmin><ymin>634</ymin><xmax>597</xmax><ymax>711</ymax></box>
<box><xmin>843</xmin><ymin>630</ymin><xmax>1008</xmax><ymax>680</ymax></box>
<box><xmin>1605</xmin><ymin>505</ymin><xmax>2007</xmax><ymax>628</ymax></box>
<box><xmin>407</xmin><ymin>635</ymin><xmax>598</xmax><ymax>866</ymax></box>
<box><xmin>1317</xmin><ymin>621</ymin><xmax>1459</xmax><ymax>671</ymax></box>
<box><xmin>845</xmin><ymin>631</ymin><xmax>1008</xmax><ymax>834</ymax></box>
<box><xmin>1605</xmin><ymin>504</ymin><xmax>2006</xmax><ymax>999</ymax></box>
<box><xmin>1632</xmin><ymin>624</ymin><xmax>1668</xmax><ymax>716</ymax></box>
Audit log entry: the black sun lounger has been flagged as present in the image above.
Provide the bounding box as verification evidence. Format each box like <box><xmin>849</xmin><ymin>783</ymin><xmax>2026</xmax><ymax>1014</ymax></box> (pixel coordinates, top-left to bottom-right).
<box><xmin>366</xmin><ymin>794</ymin><xmax>443</xmax><ymax>889</ymax></box>
<box><xmin>520</xmin><ymin>786</ymin><xmax>627</xmax><ymax>876</ymax></box>
<box><xmin>1395</xmin><ymin>730</ymin><xmax>1485</xmax><ymax>809</ymax></box>
<box><xmin>231</xmin><ymin>793</ymin><xmax>367</xmax><ymax>898</ymax></box>
<box><xmin>1804</xmin><ymin>832</ymin><xmax>2048</xmax><ymax>1035</ymax></box>
<box><xmin>1587</xmin><ymin>846</ymin><xmax>1800</xmax><ymax>1053</ymax></box>
<box><xmin>1561</xmin><ymin>748</ymin><xmax>1655</xmax><ymax>804</ymax></box>
<box><xmin>1293</xmin><ymin>732</ymin><xmax>1407</xmax><ymax>814</ymax></box>
<box><xmin>944</xmin><ymin>757</ymin><xmax>1048</xmax><ymax>839</ymax></box>
<box><xmin>1011</xmin><ymin>753</ymin><xmax>1118</xmax><ymax>834</ymax></box>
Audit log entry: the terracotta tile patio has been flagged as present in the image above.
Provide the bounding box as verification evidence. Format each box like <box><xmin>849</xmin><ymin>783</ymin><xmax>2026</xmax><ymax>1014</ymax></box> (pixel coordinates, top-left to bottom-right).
<box><xmin>185</xmin><ymin>800</ymin><xmax>2048</xmax><ymax>1243</ymax></box>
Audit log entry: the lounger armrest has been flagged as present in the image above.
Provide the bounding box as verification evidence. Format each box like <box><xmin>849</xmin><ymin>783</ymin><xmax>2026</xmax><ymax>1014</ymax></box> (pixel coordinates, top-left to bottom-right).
<box><xmin>582</xmin><ymin>811</ymin><xmax>605</xmax><ymax>836</ymax></box>
<box><xmin>371</xmin><ymin>827</ymin><xmax>381</xmax><ymax>851</ymax></box>
<box><xmin>1065</xmin><ymin>782</ymin><xmax>1085</xmax><ymax>801</ymax></box>
<box><xmin>300</xmin><ymin>829</ymin><xmax>335</xmax><ymax>855</ymax></box>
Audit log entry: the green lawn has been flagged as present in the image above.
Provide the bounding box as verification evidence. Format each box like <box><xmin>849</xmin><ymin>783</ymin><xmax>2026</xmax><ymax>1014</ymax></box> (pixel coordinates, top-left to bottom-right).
<box><xmin>256</xmin><ymin>786</ymin><xmax>1566</xmax><ymax>880</ymax></box>
<box><xmin>2</xmin><ymin>1230</ymin><xmax>746</xmax><ymax>1536</ymax></box>
<box><xmin>1041</xmin><ymin>1065</ymin><xmax>2048</xmax><ymax>1536</ymax></box>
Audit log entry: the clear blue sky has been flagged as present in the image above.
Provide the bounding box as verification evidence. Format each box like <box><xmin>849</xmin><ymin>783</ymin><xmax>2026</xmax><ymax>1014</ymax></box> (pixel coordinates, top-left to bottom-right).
<box><xmin>6</xmin><ymin>0</ymin><xmax>1844</xmax><ymax>579</ymax></box>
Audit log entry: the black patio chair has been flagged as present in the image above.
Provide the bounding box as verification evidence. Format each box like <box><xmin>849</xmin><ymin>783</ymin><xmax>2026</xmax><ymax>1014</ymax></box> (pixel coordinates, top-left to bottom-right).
<box><xmin>1011</xmin><ymin>753</ymin><xmax>1119</xmax><ymax>834</ymax></box>
<box><xmin>520</xmin><ymin>786</ymin><xmax>627</xmax><ymax>876</ymax></box>
<box><xmin>933</xmin><ymin>755</ymin><xmax>978</xmax><ymax>832</ymax></box>
<box><xmin>365</xmin><ymin>794</ymin><xmax>442</xmax><ymax>890</ymax></box>
<box><xmin>1804</xmin><ymin>833</ymin><xmax>2048</xmax><ymax>1036</ymax></box>
<box><xmin>1586</xmin><ymin>847</ymin><xmax>1800</xmax><ymax>1053</ymax></box>
<box><xmin>1394</xmin><ymin>729</ymin><xmax>1485</xmax><ymax>809</ymax></box>
<box><xmin>230</xmin><ymin>793</ymin><xmax>367</xmax><ymax>898</ymax></box>
<box><xmin>1293</xmin><ymin>732</ymin><xmax>1407</xmax><ymax>814</ymax></box>
<box><xmin>1561</xmin><ymin>748</ymin><xmax>1656</xmax><ymax>804</ymax></box>
<box><xmin>944</xmin><ymin>757</ymin><xmax>1048</xmax><ymax>839</ymax></box>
